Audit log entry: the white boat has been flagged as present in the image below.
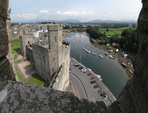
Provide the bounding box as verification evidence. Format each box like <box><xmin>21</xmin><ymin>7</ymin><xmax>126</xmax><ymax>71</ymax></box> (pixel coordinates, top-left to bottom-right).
<box><xmin>129</xmin><ymin>69</ymin><xmax>133</xmax><ymax>74</ymax></box>
<box><xmin>109</xmin><ymin>55</ymin><xmax>113</xmax><ymax>59</ymax></box>
<box><xmin>92</xmin><ymin>52</ymin><xmax>97</xmax><ymax>56</ymax></box>
<box><xmin>104</xmin><ymin>52</ymin><xmax>108</xmax><ymax>56</ymax></box>
<box><xmin>122</xmin><ymin>62</ymin><xmax>127</xmax><ymax>68</ymax></box>
<box><xmin>82</xmin><ymin>47</ymin><xmax>90</xmax><ymax>53</ymax></box>
<box><xmin>96</xmin><ymin>74</ymin><xmax>102</xmax><ymax>81</ymax></box>
<box><xmin>86</xmin><ymin>50</ymin><xmax>90</xmax><ymax>53</ymax></box>
<box><xmin>73</xmin><ymin>40</ymin><xmax>76</xmax><ymax>43</ymax></box>
<box><xmin>98</xmin><ymin>54</ymin><xmax>104</xmax><ymax>59</ymax></box>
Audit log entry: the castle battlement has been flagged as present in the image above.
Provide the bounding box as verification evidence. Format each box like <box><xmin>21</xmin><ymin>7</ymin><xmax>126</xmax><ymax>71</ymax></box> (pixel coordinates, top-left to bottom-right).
<box><xmin>47</xmin><ymin>24</ymin><xmax>63</xmax><ymax>31</ymax></box>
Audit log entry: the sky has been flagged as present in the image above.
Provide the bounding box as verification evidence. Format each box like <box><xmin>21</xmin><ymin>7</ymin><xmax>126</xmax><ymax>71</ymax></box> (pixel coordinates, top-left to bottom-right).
<box><xmin>9</xmin><ymin>0</ymin><xmax>142</xmax><ymax>22</ymax></box>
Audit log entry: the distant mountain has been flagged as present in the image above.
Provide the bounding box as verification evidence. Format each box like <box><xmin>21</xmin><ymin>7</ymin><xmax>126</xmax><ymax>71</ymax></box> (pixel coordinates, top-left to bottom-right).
<box><xmin>87</xmin><ymin>19</ymin><xmax>137</xmax><ymax>24</ymax></box>
<box><xmin>120</xmin><ymin>19</ymin><xmax>137</xmax><ymax>24</ymax></box>
<box><xmin>12</xmin><ymin>18</ymin><xmax>137</xmax><ymax>24</ymax></box>
<box><xmin>61</xmin><ymin>19</ymin><xmax>81</xmax><ymax>23</ymax></box>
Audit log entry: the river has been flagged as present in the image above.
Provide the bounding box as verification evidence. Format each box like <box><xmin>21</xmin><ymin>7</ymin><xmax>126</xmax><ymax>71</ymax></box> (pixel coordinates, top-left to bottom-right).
<box><xmin>64</xmin><ymin>32</ymin><xmax>129</xmax><ymax>98</ymax></box>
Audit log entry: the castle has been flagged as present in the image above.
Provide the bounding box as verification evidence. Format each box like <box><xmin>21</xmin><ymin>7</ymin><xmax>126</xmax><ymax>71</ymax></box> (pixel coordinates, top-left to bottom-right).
<box><xmin>0</xmin><ymin>0</ymin><xmax>148</xmax><ymax>112</ymax></box>
<box><xmin>19</xmin><ymin>24</ymin><xmax>70</xmax><ymax>91</ymax></box>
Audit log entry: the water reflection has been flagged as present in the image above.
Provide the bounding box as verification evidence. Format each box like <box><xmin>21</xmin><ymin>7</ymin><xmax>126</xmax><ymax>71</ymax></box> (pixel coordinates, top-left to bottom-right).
<box><xmin>65</xmin><ymin>32</ymin><xmax>128</xmax><ymax>98</ymax></box>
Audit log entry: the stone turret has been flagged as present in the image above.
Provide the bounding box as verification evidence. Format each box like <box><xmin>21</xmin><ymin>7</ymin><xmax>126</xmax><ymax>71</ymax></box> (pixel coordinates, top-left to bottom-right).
<box><xmin>48</xmin><ymin>24</ymin><xmax>63</xmax><ymax>50</ymax></box>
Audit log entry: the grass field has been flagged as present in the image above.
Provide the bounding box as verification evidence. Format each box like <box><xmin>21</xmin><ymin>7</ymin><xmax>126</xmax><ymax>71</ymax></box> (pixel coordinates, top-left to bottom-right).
<box><xmin>28</xmin><ymin>74</ymin><xmax>45</xmax><ymax>86</ymax></box>
<box><xmin>11</xmin><ymin>39</ymin><xmax>20</xmax><ymax>53</ymax></box>
<box><xmin>99</xmin><ymin>27</ymin><xmax>136</xmax><ymax>36</ymax></box>
<box><xmin>14</xmin><ymin>54</ymin><xmax>17</xmax><ymax>60</ymax></box>
<box><xmin>16</xmin><ymin>72</ymin><xmax>23</xmax><ymax>82</ymax></box>
<box><xmin>17</xmin><ymin>60</ymin><xmax>21</xmax><ymax>63</ymax></box>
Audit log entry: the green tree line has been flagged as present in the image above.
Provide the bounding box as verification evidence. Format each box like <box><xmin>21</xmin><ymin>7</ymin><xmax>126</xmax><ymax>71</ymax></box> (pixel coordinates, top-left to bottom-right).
<box><xmin>86</xmin><ymin>27</ymin><xmax>138</xmax><ymax>54</ymax></box>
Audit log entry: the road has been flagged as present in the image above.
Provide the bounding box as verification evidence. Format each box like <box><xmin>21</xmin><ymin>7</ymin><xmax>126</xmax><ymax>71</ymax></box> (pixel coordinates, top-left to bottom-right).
<box><xmin>70</xmin><ymin>58</ymin><xmax>116</xmax><ymax>106</ymax></box>
<box><xmin>70</xmin><ymin>73</ymin><xmax>86</xmax><ymax>99</ymax></box>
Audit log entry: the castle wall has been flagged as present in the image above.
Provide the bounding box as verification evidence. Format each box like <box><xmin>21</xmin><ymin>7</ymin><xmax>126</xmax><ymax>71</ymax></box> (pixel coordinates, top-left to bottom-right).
<box><xmin>57</xmin><ymin>44</ymin><xmax>70</xmax><ymax>90</ymax></box>
<box><xmin>47</xmin><ymin>24</ymin><xmax>70</xmax><ymax>90</ymax></box>
<box><xmin>51</xmin><ymin>44</ymin><xmax>70</xmax><ymax>91</ymax></box>
<box><xmin>32</xmin><ymin>44</ymin><xmax>51</xmax><ymax>82</ymax></box>
<box><xmin>20</xmin><ymin>34</ymin><xmax>34</xmax><ymax>58</ymax></box>
<box><xmin>26</xmin><ymin>45</ymin><xmax>33</xmax><ymax>63</ymax></box>
<box><xmin>39</xmin><ymin>32</ymin><xmax>48</xmax><ymax>38</ymax></box>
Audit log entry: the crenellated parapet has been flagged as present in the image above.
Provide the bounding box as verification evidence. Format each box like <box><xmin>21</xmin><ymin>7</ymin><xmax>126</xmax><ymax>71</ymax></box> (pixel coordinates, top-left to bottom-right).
<box><xmin>47</xmin><ymin>24</ymin><xmax>63</xmax><ymax>31</ymax></box>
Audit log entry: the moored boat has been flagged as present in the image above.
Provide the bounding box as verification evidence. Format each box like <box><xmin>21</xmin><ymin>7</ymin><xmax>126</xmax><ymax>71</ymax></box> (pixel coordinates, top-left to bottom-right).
<box><xmin>109</xmin><ymin>55</ymin><xmax>113</xmax><ymax>59</ymax></box>
<box><xmin>92</xmin><ymin>52</ymin><xmax>97</xmax><ymax>56</ymax></box>
<box><xmin>98</xmin><ymin>54</ymin><xmax>104</xmax><ymax>59</ymax></box>
<box><xmin>129</xmin><ymin>69</ymin><xmax>133</xmax><ymax>74</ymax></box>
<box><xmin>122</xmin><ymin>62</ymin><xmax>127</xmax><ymax>68</ymax></box>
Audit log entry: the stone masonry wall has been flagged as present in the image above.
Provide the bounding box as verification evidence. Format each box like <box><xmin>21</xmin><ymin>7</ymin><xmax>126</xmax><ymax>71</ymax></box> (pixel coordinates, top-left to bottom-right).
<box><xmin>47</xmin><ymin>24</ymin><xmax>70</xmax><ymax>91</ymax></box>
<box><xmin>26</xmin><ymin>45</ymin><xmax>34</xmax><ymax>63</ymax></box>
<box><xmin>0</xmin><ymin>81</ymin><xmax>109</xmax><ymax>113</ymax></box>
<box><xmin>19</xmin><ymin>27</ymin><xmax>35</xmax><ymax>58</ymax></box>
<box><xmin>32</xmin><ymin>44</ymin><xmax>51</xmax><ymax>82</ymax></box>
<box><xmin>0</xmin><ymin>0</ymin><xmax>14</xmax><ymax>82</ymax></box>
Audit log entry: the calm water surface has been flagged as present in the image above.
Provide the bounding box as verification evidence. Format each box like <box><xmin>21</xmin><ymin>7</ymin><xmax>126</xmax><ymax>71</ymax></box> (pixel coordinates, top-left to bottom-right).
<box><xmin>65</xmin><ymin>32</ymin><xmax>129</xmax><ymax>98</ymax></box>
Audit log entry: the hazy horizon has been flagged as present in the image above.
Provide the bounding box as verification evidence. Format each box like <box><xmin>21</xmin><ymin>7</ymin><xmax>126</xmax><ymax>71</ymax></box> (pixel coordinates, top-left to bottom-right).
<box><xmin>10</xmin><ymin>0</ymin><xmax>142</xmax><ymax>22</ymax></box>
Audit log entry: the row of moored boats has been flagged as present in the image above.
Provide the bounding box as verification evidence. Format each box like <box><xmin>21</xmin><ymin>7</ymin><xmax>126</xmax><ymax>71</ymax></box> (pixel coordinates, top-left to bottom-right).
<box><xmin>82</xmin><ymin>47</ymin><xmax>113</xmax><ymax>59</ymax></box>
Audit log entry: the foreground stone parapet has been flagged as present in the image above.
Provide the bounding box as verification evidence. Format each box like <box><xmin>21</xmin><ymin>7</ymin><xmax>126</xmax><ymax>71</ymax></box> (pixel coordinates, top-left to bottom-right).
<box><xmin>0</xmin><ymin>81</ymin><xmax>109</xmax><ymax>113</ymax></box>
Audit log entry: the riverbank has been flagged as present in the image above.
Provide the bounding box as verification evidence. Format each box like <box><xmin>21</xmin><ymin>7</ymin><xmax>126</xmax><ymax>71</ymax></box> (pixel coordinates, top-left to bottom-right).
<box><xmin>70</xmin><ymin>58</ymin><xmax>116</xmax><ymax>104</ymax></box>
<box><xmin>92</xmin><ymin>42</ymin><xmax>134</xmax><ymax>78</ymax></box>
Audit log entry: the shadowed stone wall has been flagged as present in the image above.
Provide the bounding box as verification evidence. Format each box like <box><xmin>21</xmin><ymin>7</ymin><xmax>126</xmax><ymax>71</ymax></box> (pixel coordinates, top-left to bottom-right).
<box><xmin>111</xmin><ymin>1</ymin><xmax>148</xmax><ymax>113</ymax></box>
<box><xmin>32</xmin><ymin>44</ymin><xmax>51</xmax><ymax>82</ymax></box>
<box><xmin>0</xmin><ymin>0</ymin><xmax>14</xmax><ymax>82</ymax></box>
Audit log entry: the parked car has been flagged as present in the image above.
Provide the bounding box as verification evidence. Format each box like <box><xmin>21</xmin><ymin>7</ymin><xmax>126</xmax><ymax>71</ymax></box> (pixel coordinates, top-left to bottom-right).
<box><xmin>81</xmin><ymin>68</ymin><xmax>86</xmax><ymax>73</ymax></box>
<box><xmin>91</xmin><ymin>77</ymin><xmax>95</xmax><ymax>80</ymax></box>
<box><xmin>102</xmin><ymin>95</ymin><xmax>108</xmax><ymax>99</ymax></box>
<box><xmin>90</xmin><ymin>81</ymin><xmax>96</xmax><ymax>84</ymax></box>
<box><xmin>79</xmin><ymin>66</ymin><xmax>83</xmax><ymax>69</ymax></box>
<box><xmin>100</xmin><ymin>92</ymin><xmax>106</xmax><ymax>96</ymax></box>
<box><xmin>87</xmin><ymin>73</ymin><xmax>92</xmax><ymax>76</ymax></box>
<box><xmin>74</xmin><ymin>64</ymin><xmax>80</xmax><ymax>67</ymax></box>
<box><xmin>98</xmin><ymin>89</ymin><xmax>103</xmax><ymax>94</ymax></box>
<box><xmin>91</xmin><ymin>77</ymin><xmax>96</xmax><ymax>80</ymax></box>
<box><xmin>69</xmin><ymin>68</ymin><xmax>72</xmax><ymax>73</ymax></box>
<box><xmin>94</xmin><ymin>84</ymin><xmax>99</xmax><ymax>89</ymax></box>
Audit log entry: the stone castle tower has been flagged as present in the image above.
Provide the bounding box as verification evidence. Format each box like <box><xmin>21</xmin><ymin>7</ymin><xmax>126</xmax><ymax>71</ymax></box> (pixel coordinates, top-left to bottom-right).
<box><xmin>19</xmin><ymin>24</ymin><xmax>70</xmax><ymax>91</ymax></box>
<box><xmin>32</xmin><ymin>24</ymin><xmax>70</xmax><ymax>90</ymax></box>
<box><xmin>20</xmin><ymin>27</ymin><xmax>34</xmax><ymax>58</ymax></box>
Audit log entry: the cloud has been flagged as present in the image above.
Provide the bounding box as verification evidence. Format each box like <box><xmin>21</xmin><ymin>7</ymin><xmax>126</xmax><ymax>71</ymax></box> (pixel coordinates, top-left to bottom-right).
<box><xmin>39</xmin><ymin>9</ymin><xmax>49</xmax><ymax>14</ymax></box>
<box><xmin>57</xmin><ymin>10</ymin><xmax>95</xmax><ymax>17</ymax></box>
<box><xmin>11</xmin><ymin>13</ymin><xmax>37</xmax><ymax>20</ymax></box>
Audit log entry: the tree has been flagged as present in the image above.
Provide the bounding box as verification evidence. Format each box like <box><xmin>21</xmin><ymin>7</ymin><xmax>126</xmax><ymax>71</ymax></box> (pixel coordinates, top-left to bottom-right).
<box><xmin>106</xmin><ymin>28</ymin><xmax>109</xmax><ymax>32</ymax></box>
